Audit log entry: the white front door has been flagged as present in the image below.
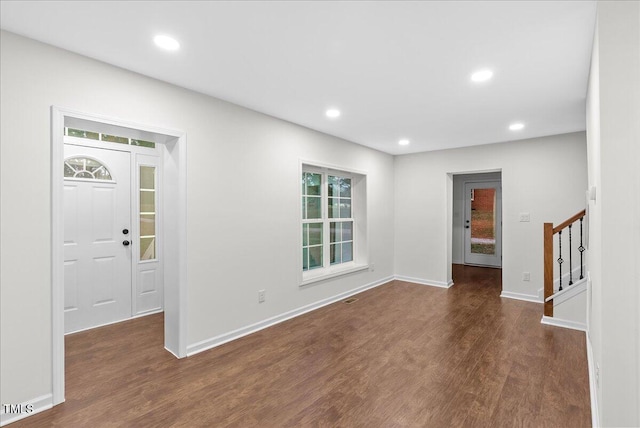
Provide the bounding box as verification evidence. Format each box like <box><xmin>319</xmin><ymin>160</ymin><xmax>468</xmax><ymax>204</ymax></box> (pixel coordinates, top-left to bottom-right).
<box><xmin>464</xmin><ymin>181</ymin><xmax>502</xmax><ymax>267</ymax></box>
<box><xmin>63</xmin><ymin>144</ymin><xmax>132</xmax><ymax>333</ymax></box>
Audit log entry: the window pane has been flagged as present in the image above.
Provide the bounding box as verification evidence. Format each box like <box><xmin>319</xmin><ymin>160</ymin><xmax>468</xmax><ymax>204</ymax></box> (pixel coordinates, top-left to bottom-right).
<box><xmin>131</xmin><ymin>139</ymin><xmax>156</xmax><ymax>148</ymax></box>
<box><xmin>305</xmin><ymin>196</ymin><xmax>321</xmax><ymax>219</ymax></box>
<box><xmin>330</xmin><ymin>243</ymin><xmax>341</xmax><ymax>265</ymax></box>
<box><xmin>140</xmin><ymin>214</ymin><xmax>155</xmax><ymax>236</ymax></box>
<box><xmin>94</xmin><ymin>167</ymin><xmax>112</xmax><ymax>180</ymax></box>
<box><xmin>303</xmin><ymin>248</ymin><xmax>309</xmax><ymax>271</ymax></box>
<box><xmin>328</xmin><ymin>175</ymin><xmax>338</xmax><ymax>197</ymax></box>
<box><xmin>66</xmin><ymin>128</ymin><xmax>99</xmax><ymax>140</ymax></box>
<box><xmin>140</xmin><ymin>166</ymin><xmax>155</xmax><ymax>189</ymax></box>
<box><xmin>140</xmin><ymin>191</ymin><xmax>155</xmax><ymax>213</ymax></box>
<box><xmin>340</xmin><ymin>178</ymin><xmax>351</xmax><ymax>197</ymax></box>
<box><xmin>140</xmin><ymin>237</ymin><xmax>156</xmax><ymax>260</ymax></box>
<box><xmin>302</xmin><ymin>224</ymin><xmax>308</xmax><ymax>246</ymax></box>
<box><xmin>330</xmin><ymin>222</ymin><xmax>340</xmax><ymax>243</ymax></box>
<box><xmin>309</xmin><ymin>223</ymin><xmax>322</xmax><ymax>245</ymax></box>
<box><xmin>470</xmin><ymin>188</ymin><xmax>496</xmax><ymax>255</ymax></box>
<box><xmin>328</xmin><ymin>197</ymin><xmax>339</xmax><ymax>218</ymax></box>
<box><xmin>305</xmin><ymin>173</ymin><xmax>321</xmax><ymax>196</ymax></box>
<box><xmin>308</xmin><ymin>246</ymin><xmax>322</xmax><ymax>269</ymax></box>
<box><xmin>342</xmin><ymin>221</ymin><xmax>353</xmax><ymax>241</ymax></box>
<box><xmin>64</xmin><ymin>157</ymin><xmax>113</xmax><ymax>181</ymax></box>
<box><xmin>340</xmin><ymin>201</ymin><xmax>351</xmax><ymax>218</ymax></box>
<box><xmin>101</xmin><ymin>134</ymin><xmax>128</xmax><ymax>144</ymax></box>
<box><xmin>64</xmin><ymin>163</ymin><xmax>74</xmax><ymax>177</ymax></box>
<box><xmin>342</xmin><ymin>242</ymin><xmax>353</xmax><ymax>263</ymax></box>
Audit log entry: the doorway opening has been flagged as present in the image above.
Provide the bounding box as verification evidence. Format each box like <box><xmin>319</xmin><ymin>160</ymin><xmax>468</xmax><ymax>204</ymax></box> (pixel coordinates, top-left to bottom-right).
<box><xmin>452</xmin><ymin>172</ymin><xmax>502</xmax><ymax>268</ymax></box>
<box><xmin>51</xmin><ymin>107</ymin><xmax>187</xmax><ymax>406</ymax></box>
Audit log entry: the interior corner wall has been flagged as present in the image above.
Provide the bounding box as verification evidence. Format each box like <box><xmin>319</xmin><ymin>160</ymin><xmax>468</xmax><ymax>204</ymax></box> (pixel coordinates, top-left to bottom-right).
<box><xmin>586</xmin><ymin>2</ymin><xmax>640</xmax><ymax>426</ymax></box>
<box><xmin>394</xmin><ymin>132</ymin><xmax>588</xmax><ymax>300</ymax></box>
<box><xmin>0</xmin><ymin>30</ymin><xmax>395</xmax><ymax>408</ymax></box>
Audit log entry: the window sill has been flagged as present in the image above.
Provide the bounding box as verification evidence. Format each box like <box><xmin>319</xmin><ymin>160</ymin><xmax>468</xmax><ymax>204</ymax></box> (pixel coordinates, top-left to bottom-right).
<box><xmin>300</xmin><ymin>263</ymin><xmax>369</xmax><ymax>286</ymax></box>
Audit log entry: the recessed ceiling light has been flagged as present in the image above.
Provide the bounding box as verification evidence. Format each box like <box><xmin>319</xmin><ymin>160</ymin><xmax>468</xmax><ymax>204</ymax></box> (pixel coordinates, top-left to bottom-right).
<box><xmin>471</xmin><ymin>69</ymin><xmax>493</xmax><ymax>83</ymax></box>
<box><xmin>509</xmin><ymin>122</ymin><xmax>525</xmax><ymax>131</ymax></box>
<box><xmin>154</xmin><ymin>35</ymin><xmax>180</xmax><ymax>51</ymax></box>
<box><xmin>398</xmin><ymin>139</ymin><xmax>410</xmax><ymax>146</ymax></box>
<box><xmin>325</xmin><ymin>109</ymin><xmax>341</xmax><ymax>118</ymax></box>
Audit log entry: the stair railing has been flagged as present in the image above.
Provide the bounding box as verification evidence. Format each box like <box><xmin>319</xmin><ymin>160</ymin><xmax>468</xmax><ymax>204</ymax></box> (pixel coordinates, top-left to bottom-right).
<box><xmin>543</xmin><ymin>209</ymin><xmax>586</xmax><ymax>317</ymax></box>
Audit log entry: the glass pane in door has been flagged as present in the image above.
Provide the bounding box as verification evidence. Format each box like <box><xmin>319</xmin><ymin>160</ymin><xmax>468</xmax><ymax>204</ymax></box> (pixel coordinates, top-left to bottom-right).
<box><xmin>470</xmin><ymin>188</ymin><xmax>496</xmax><ymax>255</ymax></box>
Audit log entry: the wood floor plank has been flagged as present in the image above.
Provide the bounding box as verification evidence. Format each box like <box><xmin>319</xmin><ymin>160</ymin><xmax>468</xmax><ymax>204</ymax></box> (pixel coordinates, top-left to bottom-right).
<box><xmin>12</xmin><ymin>265</ymin><xmax>591</xmax><ymax>427</ymax></box>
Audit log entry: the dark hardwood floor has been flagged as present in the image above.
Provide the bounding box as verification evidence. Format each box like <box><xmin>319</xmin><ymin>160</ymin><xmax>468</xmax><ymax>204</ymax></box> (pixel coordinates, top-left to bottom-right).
<box><xmin>15</xmin><ymin>265</ymin><xmax>591</xmax><ymax>427</ymax></box>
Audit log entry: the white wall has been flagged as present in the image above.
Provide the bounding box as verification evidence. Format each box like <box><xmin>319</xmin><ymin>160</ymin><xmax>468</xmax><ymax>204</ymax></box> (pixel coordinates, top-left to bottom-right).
<box><xmin>395</xmin><ymin>133</ymin><xmax>588</xmax><ymax>300</ymax></box>
<box><xmin>586</xmin><ymin>2</ymin><xmax>640</xmax><ymax>426</ymax></box>
<box><xmin>0</xmin><ymin>31</ymin><xmax>395</xmax><ymax>408</ymax></box>
<box><xmin>452</xmin><ymin>172</ymin><xmax>502</xmax><ymax>264</ymax></box>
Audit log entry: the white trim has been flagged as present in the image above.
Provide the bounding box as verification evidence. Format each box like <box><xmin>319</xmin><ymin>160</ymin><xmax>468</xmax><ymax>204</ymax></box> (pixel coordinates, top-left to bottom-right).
<box><xmin>50</xmin><ymin>106</ymin><xmax>188</xmax><ymax>409</ymax></box>
<box><xmin>586</xmin><ymin>333</ymin><xmax>600</xmax><ymax>427</ymax></box>
<box><xmin>51</xmin><ymin>108</ymin><xmax>65</xmax><ymax>406</ymax></box>
<box><xmin>187</xmin><ymin>276</ymin><xmax>394</xmax><ymax>356</ymax></box>
<box><xmin>0</xmin><ymin>394</ymin><xmax>53</xmax><ymax>427</ymax></box>
<box><xmin>301</xmin><ymin>264</ymin><xmax>369</xmax><ymax>286</ymax></box>
<box><xmin>500</xmin><ymin>291</ymin><xmax>541</xmax><ymax>303</ymax></box>
<box><xmin>545</xmin><ymin>277</ymin><xmax>587</xmax><ymax>303</ymax></box>
<box><xmin>540</xmin><ymin>316</ymin><xmax>587</xmax><ymax>332</ymax></box>
<box><xmin>394</xmin><ymin>275</ymin><xmax>454</xmax><ymax>289</ymax></box>
<box><xmin>299</xmin><ymin>158</ymin><xmax>368</xmax><ymax>177</ymax></box>
<box><xmin>63</xmin><ymin>309</ymin><xmax>163</xmax><ymax>336</ymax></box>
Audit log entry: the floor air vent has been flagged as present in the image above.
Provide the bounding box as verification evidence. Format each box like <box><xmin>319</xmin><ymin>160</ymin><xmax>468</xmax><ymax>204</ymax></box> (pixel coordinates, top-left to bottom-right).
<box><xmin>343</xmin><ymin>297</ymin><xmax>358</xmax><ymax>304</ymax></box>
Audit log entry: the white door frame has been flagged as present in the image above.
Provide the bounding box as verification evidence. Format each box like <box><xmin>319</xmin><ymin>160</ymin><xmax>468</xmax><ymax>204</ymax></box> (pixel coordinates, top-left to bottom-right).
<box><xmin>51</xmin><ymin>106</ymin><xmax>188</xmax><ymax>406</ymax></box>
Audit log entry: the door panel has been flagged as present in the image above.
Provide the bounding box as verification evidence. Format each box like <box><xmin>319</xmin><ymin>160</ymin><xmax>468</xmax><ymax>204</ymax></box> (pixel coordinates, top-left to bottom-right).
<box><xmin>63</xmin><ymin>144</ymin><xmax>131</xmax><ymax>333</ymax></box>
<box><xmin>464</xmin><ymin>181</ymin><xmax>502</xmax><ymax>267</ymax></box>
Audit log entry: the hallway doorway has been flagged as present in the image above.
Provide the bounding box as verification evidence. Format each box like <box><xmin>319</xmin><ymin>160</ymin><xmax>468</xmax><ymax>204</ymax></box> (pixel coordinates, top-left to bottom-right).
<box><xmin>452</xmin><ymin>172</ymin><xmax>502</xmax><ymax>268</ymax></box>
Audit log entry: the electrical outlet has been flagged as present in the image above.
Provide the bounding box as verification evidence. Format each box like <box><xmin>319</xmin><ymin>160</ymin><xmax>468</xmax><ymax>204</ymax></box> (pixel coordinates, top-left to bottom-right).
<box><xmin>258</xmin><ymin>289</ymin><xmax>266</xmax><ymax>303</ymax></box>
<box><xmin>596</xmin><ymin>363</ymin><xmax>600</xmax><ymax>388</ymax></box>
<box><xmin>523</xmin><ymin>272</ymin><xmax>530</xmax><ymax>281</ymax></box>
<box><xmin>519</xmin><ymin>212</ymin><xmax>530</xmax><ymax>222</ymax></box>
<box><xmin>370</xmin><ymin>263</ymin><xmax>375</xmax><ymax>272</ymax></box>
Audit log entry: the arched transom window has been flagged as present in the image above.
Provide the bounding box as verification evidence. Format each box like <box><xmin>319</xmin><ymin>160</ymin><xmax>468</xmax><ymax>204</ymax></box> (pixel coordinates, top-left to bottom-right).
<box><xmin>64</xmin><ymin>157</ymin><xmax>113</xmax><ymax>180</ymax></box>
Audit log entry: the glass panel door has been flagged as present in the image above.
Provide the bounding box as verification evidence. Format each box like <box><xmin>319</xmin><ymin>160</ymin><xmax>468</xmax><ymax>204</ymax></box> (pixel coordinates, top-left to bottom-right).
<box><xmin>470</xmin><ymin>188</ymin><xmax>496</xmax><ymax>255</ymax></box>
<box><xmin>464</xmin><ymin>181</ymin><xmax>502</xmax><ymax>267</ymax></box>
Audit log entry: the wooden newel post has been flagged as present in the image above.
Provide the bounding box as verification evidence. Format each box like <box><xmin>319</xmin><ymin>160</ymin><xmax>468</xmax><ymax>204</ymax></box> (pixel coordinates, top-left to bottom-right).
<box><xmin>544</xmin><ymin>222</ymin><xmax>554</xmax><ymax>317</ymax></box>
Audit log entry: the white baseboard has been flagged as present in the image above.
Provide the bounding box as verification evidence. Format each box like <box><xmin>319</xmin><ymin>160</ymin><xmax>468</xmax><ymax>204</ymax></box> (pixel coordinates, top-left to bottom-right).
<box><xmin>500</xmin><ymin>291</ymin><xmax>541</xmax><ymax>303</ymax></box>
<box><xmin>540</xmin><ymin>315</ymin><xmax>587</xmax><ymax>332</ymax></box>
<box><xmin>394</xmin><ymin>275</ymin><xmax>453</xmax><ymax>288</ymax></box>
<box><xmin>187</xmin><ymin>275</ymin><xmax>394</xmax><ymax>356</ymax></box>
<box><xmin>586</xmin><ymin>334</ymin><xmax>600</xmax><ymax>427</ymax></box>
<box><xmin>0</xmin><ymin>393</ymin><xmax>53</xmax><ymax>427</ymax></box>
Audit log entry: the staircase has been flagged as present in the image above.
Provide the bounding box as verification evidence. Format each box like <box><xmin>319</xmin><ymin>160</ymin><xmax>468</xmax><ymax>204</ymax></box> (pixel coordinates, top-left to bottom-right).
<box><xmin>542</xmin><ymin>209</ymin><xmax>587</xmax><ymax>330</ymax></box>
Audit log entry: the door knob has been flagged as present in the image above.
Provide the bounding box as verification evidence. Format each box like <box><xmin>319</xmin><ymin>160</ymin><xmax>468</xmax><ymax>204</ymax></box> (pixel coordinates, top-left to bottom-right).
<box><xmin>123</xmin><ymin>240</ymin><xmax>130</xmax><ymax>246</ymax></box>
<box><xmin>122</xmin><ymin>228</ymin><xmax>129</xmax><ymax>235</ymax></box>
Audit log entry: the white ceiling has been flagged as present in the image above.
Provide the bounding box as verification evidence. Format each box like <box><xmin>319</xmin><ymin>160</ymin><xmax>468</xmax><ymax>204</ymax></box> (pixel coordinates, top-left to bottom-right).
<box><xmin>0</xmin><ymin>1</ymin><xmax>597</xmax><ymax>155</ymax></box>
